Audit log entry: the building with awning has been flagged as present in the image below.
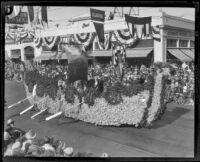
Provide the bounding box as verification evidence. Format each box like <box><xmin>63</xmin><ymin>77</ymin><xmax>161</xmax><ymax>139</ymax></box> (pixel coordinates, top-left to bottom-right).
<box><xmin>168</xmin><ymin>49</ymin><xmax>193</xmax><ymax>62</ymax></box>
<box><xmin>5</xmin><ymin>7</ymin><xmax>194</xmax><ymax>65</ymax></box>
<box><xmin>35</xmin><ymin>51</ymin><xmax>57</xmax><ymax>61</ymax></box>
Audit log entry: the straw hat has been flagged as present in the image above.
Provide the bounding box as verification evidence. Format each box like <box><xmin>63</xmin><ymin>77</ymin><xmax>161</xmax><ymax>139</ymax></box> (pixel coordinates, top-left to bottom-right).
<box><xmin>4</xmin><ymin>131</ymin><xmax>11</xmax><ymax>140</ymax></box>
<box><xmin>25</xmin><ymin>130</ymin><xmax>37</xmax><ymax>140</ymax></box>
<box><xmin>63</xmin><ymin>147</ymin><xmax>74</xmax><ymax>157</ymax></box>
<box><xmin>7</xmin><ymin>119</ymin><xmax>14</xmax><ymax>126</ymax></box>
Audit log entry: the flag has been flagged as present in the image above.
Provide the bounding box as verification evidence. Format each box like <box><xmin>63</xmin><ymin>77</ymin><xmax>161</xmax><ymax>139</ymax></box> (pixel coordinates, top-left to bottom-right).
<box><xmin>27</xmin><ymin>6</ymin><xmax>34</xmax><ymax>23</ymax></box>
<box><xmin>41</xmin><ymin>6</ymin><xmax>48</xmax><ymax>28</ymax></box>
<box><xmin>90</xmin><ymin>8</ymin><xmax>105</xmax><ymax>45</ymax></box>
<box><xmin>7</xmin><ymin>6</ymin><xmax>21</xmax><ymax>19</ymax></box>
<box><xmin>125</xmin><ymin>14</ymin><xmax>151</xmax><ymax>39</ymax></box>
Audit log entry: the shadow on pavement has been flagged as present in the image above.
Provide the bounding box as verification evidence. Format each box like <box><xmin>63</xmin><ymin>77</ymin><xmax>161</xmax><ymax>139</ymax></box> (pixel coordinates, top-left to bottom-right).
<box><xmin>152</xmin><ymin>107</ymin><xmax>191</xmax><ymax>129</ymax></box>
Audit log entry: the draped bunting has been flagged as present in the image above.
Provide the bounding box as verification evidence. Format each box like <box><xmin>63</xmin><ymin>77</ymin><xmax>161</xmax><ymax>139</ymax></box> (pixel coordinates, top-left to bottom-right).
<box><xmin>42</xmin><ymin>36</ymin><xmax>60</xmax><ymax>49</ymax></box>
<box><xmin>72</xmin><ymin>32</ymin><xmax>95</xmax><ymax>49</ymax></box>
<box><xmin>34</xmin><ymin>37</ymin><xmax>43</xmax><ymax>48</ymax></box>
<box><xmin>125</xmin><ymin>14</ymin><xmax>152</xmax><ymax>39</ymax></box>
<box><xmin>5</xmin><ymin>28</ymin><xmax>35</xmax><ymax>42</ymax></box>
<box><xmin>112</xmin><ymin>29</ymin><xmax>138</xmax><ymax>47</ymax></box>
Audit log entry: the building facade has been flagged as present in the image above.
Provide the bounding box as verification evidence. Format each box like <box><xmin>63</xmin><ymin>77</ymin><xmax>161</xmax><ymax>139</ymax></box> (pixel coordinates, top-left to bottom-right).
<box><xmin>5</xmin><ymin>11</ymin><xmax>194</xmax><ymax>65</ymax></box>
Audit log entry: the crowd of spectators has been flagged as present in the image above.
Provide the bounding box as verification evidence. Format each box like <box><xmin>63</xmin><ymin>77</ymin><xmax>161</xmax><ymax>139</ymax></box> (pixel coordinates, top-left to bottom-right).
<box><xmin>5</xmin><ymin>60</ymin><xmax>194</xmax><ymax>105</ymax></box>
<box><xmin>5</xmin><ymin>60</ymin><xmax>24</xmax><ymax>81</ymax></box>
<box><xmin>4</xmin><ymin>119</ymin><xmax>109</xmax><ymax>157</ymax></box>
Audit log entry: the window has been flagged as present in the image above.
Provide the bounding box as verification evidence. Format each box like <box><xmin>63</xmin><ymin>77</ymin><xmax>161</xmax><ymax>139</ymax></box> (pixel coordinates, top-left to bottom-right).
<box><xmin>190</xmin><ymin>41</ymin><xmax>194</xmax><ymax>47</ymax></box>
<box><xmin>167</xmin><ymin>39</ymin><xmax>177</xmax><ymax>47</ymax></box>
<box><xmin>179</xmin><ymin>40</ymin><xmax>188</xmax><ymax>47</ymax></box>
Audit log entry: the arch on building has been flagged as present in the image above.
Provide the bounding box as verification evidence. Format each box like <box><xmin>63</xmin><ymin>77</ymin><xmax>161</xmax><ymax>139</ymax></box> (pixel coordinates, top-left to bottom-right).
<box><xmin>24</xmin><ymin>46</ymin><xmax>35</xmax><ymax>60</ymax></box>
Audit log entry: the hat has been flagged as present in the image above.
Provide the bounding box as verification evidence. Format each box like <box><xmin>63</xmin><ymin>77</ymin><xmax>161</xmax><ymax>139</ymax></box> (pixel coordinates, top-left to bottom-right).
<box><xmin>4</xmin><ymin>131</ymin><xmax>11</xmax><ymax>140</ymax></box>
<box><xmin>63</xmin><ymin>147</ymin><xmax>74</xmax><ymax>156</ymax></box>
<box><xmin>25</xmin><ymin>130</ymin><xmax>37</xmax><ymax>139</ymax></box>
<box><xmin>7</xmin><ymin>119</ymin><xmax>14</xmax><ymax>125</ymax></box>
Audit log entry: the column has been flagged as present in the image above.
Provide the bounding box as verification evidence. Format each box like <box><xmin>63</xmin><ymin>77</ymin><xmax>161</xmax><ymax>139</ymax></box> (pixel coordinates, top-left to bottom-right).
<box><xmin>21</xmin><ymin>47</ymin><xmax>25</xmax><ymax>61</ymax></box>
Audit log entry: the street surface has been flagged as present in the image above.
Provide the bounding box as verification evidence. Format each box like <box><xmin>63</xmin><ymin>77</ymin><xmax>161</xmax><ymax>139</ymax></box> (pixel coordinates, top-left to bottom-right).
<box><xmin>4</xmin><ymin>80</ymin><xmax>194</xmax><ymax>157</ymax></box>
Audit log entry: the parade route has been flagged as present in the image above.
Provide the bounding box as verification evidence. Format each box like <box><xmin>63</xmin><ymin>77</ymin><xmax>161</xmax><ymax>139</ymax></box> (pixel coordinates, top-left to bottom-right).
<box><xmin>4</xmin><ymin>80</ymin><xmax>194</xmax><ymax>157</ymax></box>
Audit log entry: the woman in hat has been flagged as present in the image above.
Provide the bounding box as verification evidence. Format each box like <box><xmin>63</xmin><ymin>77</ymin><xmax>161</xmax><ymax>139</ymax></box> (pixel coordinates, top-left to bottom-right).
<box><xmin>5</xmin><ymin>119</ymin><xmax>25</xmax><ymax>142</ymax></box>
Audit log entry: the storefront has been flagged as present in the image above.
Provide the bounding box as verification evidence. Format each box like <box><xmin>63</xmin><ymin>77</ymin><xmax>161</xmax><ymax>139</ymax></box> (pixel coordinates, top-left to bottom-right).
<box><xmin>34</xmin><ymin>11</ymin><xmax>194</xmax><ymax>66</ymax></box>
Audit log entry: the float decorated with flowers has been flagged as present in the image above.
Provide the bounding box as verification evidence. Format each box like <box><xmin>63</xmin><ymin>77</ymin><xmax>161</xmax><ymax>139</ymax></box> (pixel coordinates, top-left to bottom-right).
<box><xmin>22</xmin><ymin>58</ymin><xmax>172</xmax><ymax>128</ymax></box>
<box><xmin>18</xmin><ymin>11</ymin><xmax>177</xmax><ymax>128</ymax></box>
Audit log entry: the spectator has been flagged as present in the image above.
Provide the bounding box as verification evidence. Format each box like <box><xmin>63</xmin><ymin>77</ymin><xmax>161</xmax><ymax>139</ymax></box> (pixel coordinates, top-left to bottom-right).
<box><xmin>63</xmin><ymin>147</ymin><xmax>74</xmax><ymax>157</ymax></box>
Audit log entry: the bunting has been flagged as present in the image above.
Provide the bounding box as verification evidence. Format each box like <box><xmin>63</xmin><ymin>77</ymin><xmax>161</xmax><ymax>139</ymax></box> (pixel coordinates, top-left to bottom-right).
<box><xmin>125</xmin><ymin>14</ymin><xmax>152</xmax><ymax>39</ymax></box>
<box><xmin>73</xmin><ymin>32</ymin><xmax>95</xmax><ymax>50</ymax></box>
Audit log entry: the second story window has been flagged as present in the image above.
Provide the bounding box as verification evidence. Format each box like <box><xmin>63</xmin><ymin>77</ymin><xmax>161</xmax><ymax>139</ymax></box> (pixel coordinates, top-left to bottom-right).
<box><xmin>167</xmin><ymin>39</ymin><xmax>177</xmax><ymax>47</ymax></box>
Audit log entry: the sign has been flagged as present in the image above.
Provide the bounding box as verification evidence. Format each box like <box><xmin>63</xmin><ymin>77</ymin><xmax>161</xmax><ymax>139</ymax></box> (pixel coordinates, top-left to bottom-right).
<box><xmin>167</xmin><ymin>30</ymin><xmax>178</xmax><ymax>36</ymax></box>
<box><xmin>5</xmin><ymin>12</ymin><xmax>28</xmax><ymax>24</ymax></box>
<box><xmin>90</xmin><ymin>8</ymin><xmax>105</xmax><ymax>22</ymax></box>
<box><xmin>22</xmin><ymin>38</ymin><xmax>34</xmax><ymax>43</ymax></box>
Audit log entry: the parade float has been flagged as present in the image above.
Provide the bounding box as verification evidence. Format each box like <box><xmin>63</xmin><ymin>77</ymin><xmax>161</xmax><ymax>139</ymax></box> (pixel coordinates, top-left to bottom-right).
<box><xmin>7</xmin><ymin>9</ymin><xmax>172</xmax><ymax>128</ymax></box>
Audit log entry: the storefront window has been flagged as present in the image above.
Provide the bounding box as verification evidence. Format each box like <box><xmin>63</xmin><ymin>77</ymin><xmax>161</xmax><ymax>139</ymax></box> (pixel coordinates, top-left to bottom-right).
<box><xmin>190</xmin><ymin>41</ymin><xmax>194</xmax><ymax>47</ymax></box>
<box><xmin>179</xmin><ymin>40</ymin><xmax>188</xmax><ymax>47</ymax></box>
<box><xmin>167</xmin><ymin>39</ymin><xmax>177</xmax><ymax>47</ymax></box>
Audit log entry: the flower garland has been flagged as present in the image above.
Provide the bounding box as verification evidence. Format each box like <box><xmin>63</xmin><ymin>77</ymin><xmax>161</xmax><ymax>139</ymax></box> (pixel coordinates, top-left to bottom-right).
<box><xmin>146</xmin><ymin>72</ymin><xmax>163</xmax><ymax>126</ymax></box>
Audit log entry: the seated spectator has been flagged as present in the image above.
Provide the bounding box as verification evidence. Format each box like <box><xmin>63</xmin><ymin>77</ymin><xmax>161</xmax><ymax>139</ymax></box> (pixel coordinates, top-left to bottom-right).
<box><xmin>21</xmin><ymin>130</ymin><xmax>37</xmax><ymax>151</ymax></box>
<box><xmin>4</xmin><ymin>131</ymin><xmax>12</xmax><ymax>153</ymax></box>
<box><xmin>5</xmin><ymin>119</ymin><xmax>25</xmax><ymax>142</ymax></box>
<box><xmin>11</xmin><ymin>141</ymin><xmax>25</xmax><ymax>156</ymax></box>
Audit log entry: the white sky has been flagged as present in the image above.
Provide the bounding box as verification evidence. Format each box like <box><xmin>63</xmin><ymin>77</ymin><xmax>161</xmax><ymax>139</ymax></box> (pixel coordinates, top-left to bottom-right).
<box><xmin>21</xmin><ymin>7</ymin><xmax>195</xmax><ymax>28</ymax></box>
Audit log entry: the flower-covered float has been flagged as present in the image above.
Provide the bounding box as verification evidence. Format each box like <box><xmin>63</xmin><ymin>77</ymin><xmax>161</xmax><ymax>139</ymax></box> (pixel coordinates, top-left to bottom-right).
<box><xmin>22</xmin><ymin>42</ymin><xmax>172</xmax><ymax>128</ymax></box>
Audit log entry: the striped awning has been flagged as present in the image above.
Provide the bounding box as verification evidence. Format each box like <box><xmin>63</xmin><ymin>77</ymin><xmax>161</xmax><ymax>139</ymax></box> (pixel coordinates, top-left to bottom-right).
<box><xmin>180</xmin><ymin>49</ymin><xmax>194</xmax><ymax>60</ymax></box>
<box><xmin>126</xmin><ymin>49</ymin><xmax>153</xmax><ymax>58</ymax></box>
<box><xmin>35</xmin><ymin>52</ymin><xmax>56</xmax><ymax>61</ymax></box>
<box><xmin>168</xmin><ymin>49</ymin><xmax>192</xmax><ymax>62</ymax></box>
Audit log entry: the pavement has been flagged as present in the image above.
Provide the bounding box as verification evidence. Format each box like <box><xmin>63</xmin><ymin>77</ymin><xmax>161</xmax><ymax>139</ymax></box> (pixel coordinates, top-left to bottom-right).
<box><xmin>4</xmin><ymin>80</ymin><xmax>194</xmax><ymax>157</ymax></box>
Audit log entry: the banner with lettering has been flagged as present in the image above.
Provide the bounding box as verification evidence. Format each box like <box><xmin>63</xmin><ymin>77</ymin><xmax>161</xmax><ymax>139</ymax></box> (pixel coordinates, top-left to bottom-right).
<box><xmin>90</xmin><ymin>8</ymin><xmax>105</xmax><ymax>46</ymax></box>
